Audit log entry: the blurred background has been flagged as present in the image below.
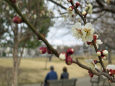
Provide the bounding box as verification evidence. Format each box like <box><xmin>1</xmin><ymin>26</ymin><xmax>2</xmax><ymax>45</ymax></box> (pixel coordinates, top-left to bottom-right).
<box><xmin>0</xmin><ymin>0</ymin><xmax>115</xmax><ymax>86</ymax></box>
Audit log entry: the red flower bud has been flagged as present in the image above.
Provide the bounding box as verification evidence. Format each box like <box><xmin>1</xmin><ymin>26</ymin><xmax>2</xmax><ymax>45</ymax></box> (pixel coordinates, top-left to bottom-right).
<box><xmin>75</xmin><ymin>2</ymin><xmax>80</xmax><ymax>7</ymax></box>
<box><xmin>109</xmin><ymin>69</ymin><xmax>115</xmax><ymax>75</ymax></box>
<box><xmin>66</xmin><ymin>48</ymin><xmax>74</xmax><ymax>55</ymax></box>
<box><xmin>65</xmin><ymin>56</ymin><xmax>72</xmax><ymax>65</ymax></box>
<box><xmin>13</xmin><ymin>16</ymin><xmax>22</xmax><ymax>24</ymax></box>
<box><xmin>39</xmin><ymin>47</ymin><xmax>47</xmax><ymax>54</ymax></box>
<box><xmin>89</xmin><ymin>73</ymin><xmax>94</xmax><ymax>77</ymax></box>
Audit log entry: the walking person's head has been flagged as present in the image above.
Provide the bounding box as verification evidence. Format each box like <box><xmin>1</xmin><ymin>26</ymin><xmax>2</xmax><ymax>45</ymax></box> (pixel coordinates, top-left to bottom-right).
<box><xmin>50</xmin><ymin>66</ymin><xmax>54</xmax><ymax>71</ymax></box>
<box><xmin>63</xmin><ymin>67</ymin><xmax>67</xmax><ymax>72</ymax></box>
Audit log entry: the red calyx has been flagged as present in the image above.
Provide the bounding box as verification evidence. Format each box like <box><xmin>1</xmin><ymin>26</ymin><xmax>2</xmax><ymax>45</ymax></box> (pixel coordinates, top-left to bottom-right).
<box><xmin>75</xmin><ymin>2</ymin><xmax>80</xmax><ymax>8</ymax></box>
<box><xmin>87</xmin><ymin>42</ymin><xmax>92</xmax><ymax>45</ymax></box>
<box><xmin>88</xmin><ymin>70</ymin><xmax>94</xmax><ymax>78</ymax></box>
<box><xmin>66</xmin><ymin>48</ymin><xmax>74</xmax><ymax>55</ymax></box>
<box><xmin>39</xmin><ymin>47</ymin><xmax>47</xmax><ymax>54</ymax></box>
<box><xmin>67</xmin><ymin>0</ymin><xmax>72</xmax><ymax>2</ymax></box>
<box><xmin>13</xmin><ymin>16</ymin><xmax>23</xmax><ymax>24</ymax></box>
<box><xmin>65</xmin><ymin>56</ymin><xmax>72</xmax><ymax>65</ymax></box>
<box><xmin>94</xmin><ymin>60</ymin><xmax>98</xmax><ymax>64</ymax></box>
<box><xmin>93</xmin><ymin>34</ymin><xmax>97</xmax><ymax>42</ymax></box>
<box><xmin>109</xmin><ymin>69</ymin><xmax>115</xmax><ymax>75</ymax></box>
<box><xmin>101</xmin><ymin>51</ymin><xmax>104</xmax><ymax>56</ymax></box>
<box><xmin>10</xmin><ymin>0</ymin><xmax>16</xmax><ymax>3</ymax></box>
<box><xmin>69</xmin><ymin>6</ymin><xmax>74</xmax><ymax>11</ymax></box>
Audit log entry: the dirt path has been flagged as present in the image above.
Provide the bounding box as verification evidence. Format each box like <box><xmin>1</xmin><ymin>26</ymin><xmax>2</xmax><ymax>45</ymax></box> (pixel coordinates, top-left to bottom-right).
<box><xmin>76</xmin><ymin>77</ymin><xmax>91</xmax><ymax>86</ymax></box>
<box><xmin>20</xmin><ymin>76</ymin><xmax>115</xmax><ymax>86</ymax></box>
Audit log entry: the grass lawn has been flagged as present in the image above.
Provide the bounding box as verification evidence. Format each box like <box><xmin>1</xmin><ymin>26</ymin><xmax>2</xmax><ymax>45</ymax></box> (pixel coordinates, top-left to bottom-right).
<box><xmin>0</xmin><ymin>56</ymin><xmax>115</xmax><ymax>85</ymax></box>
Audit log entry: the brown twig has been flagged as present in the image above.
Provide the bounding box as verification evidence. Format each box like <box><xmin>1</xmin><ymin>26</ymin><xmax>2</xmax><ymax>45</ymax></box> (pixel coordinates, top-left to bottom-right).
<box><xmin>70</xmin><ymin>1</ymin><xmax>86</xmax><ymax>24</ymax></box>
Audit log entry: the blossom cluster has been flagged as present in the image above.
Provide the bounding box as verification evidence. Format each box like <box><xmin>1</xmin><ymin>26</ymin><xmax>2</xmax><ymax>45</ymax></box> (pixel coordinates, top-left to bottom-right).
<box><xmin>59</xmin><ymin>48</ymin><xmax>74</xmax><ymax>65</ymax></box>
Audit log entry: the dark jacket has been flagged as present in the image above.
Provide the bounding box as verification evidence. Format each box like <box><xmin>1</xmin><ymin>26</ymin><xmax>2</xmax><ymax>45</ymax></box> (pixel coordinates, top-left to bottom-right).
<box><xmin>60</xmin><ymin>72</ymin><xmax>69</xmax><ymax>79</ymax></box>
<box><xmin>44</xmin><ymin>70</ymin><xmax>58</xmax><ymax>86</ymax></box>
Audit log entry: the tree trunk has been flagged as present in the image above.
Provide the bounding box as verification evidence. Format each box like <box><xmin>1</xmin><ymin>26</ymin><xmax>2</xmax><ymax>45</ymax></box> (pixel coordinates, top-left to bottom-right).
<box><xmin>108</xmin><ymin>49</ymin><xmax>112</xmax><ymax>64</ymax></box>
<box><xmin>12</xmin><ymin>25</ymin><xmax>19</xmax><ymax>86</ymax></box>
<box><xmin>12</xmin><ymin>42</ymin><xmax>19</xmax><ymax>86</ymax></box>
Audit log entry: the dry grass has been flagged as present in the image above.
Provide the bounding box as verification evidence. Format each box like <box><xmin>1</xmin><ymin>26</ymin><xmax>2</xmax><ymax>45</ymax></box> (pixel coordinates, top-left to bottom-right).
<box><xmin>0</xmin><ymin>57</ymin><xmax>115</xmax><ymax>85</ymax></box>
<box><xmin>0</xmin><ymin>57</ymin><xmax>88</xmax><ymax>84</ymax></box>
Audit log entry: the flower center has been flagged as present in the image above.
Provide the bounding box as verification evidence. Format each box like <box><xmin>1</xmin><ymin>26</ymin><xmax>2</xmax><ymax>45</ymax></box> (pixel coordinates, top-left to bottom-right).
<box><xmin>77</xmin><ymin>29</ymin><xmax>83</xmax><ymax>35</ymax></box>
<box><xmin>84</xmin><ymin>28</ymin><xmax>91</xmax><ymax>36</ymax></box>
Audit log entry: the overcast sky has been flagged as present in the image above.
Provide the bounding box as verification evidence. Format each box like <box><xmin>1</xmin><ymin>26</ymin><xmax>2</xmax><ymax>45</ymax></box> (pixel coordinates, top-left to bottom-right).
<box><xmin>46</xmin><ymin>19</ymin><xmax>83</xmax><ymax>46</ymax></box>
<box><xmin>46</xmin><ymin>1</ymin><xmax>83</xmax><ymax>46</ymax></box>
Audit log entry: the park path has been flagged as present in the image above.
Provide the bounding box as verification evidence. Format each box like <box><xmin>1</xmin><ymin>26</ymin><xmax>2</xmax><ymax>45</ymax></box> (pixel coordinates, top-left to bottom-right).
<box><xmin>20</xmin><ymin>76</ymin><xmax>115</xmax><ymax>86</ymax></box>
<box><xmin>20</xmin><ymin>77</ymin><xmax>91</xmax><ymax>86</ymax></box>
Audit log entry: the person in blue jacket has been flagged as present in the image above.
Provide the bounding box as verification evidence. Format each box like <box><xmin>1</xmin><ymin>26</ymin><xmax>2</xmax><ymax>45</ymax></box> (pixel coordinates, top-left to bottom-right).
<box><xmin>44</xmin><ymin>66</ymin><xmax>58</xmax><ymax>86</ymax></box>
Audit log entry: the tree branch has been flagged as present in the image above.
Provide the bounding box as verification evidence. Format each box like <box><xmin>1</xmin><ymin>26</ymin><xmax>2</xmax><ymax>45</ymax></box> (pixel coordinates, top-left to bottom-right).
<box><xmin>47</xmin><ymin>0</ymin><xmax>67</xmax><ymax>10</ymax></box>
<box><xmin>5</xmin><ymin>0</ymin><xmax>59</xmax><ymax>57</ymax></box>
<box><xmin>96</xmin><ymin>0</ymin><xmax>115</xmax><ymax>13</ymax></box>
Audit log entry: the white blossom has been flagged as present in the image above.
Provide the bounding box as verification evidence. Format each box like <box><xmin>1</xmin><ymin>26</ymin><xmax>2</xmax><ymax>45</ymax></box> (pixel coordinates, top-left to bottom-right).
<box><xmin>59</xmin><ymin>53</ymin><xmax>66</xmax><ymax>60</ymax></box>
<box><xmin>82</xmin><ymin>23</ymin><xmax>94</xmax><ymax>42</ymax></box>
<box><xmin>72</xmin><ymin>22</ymin><xmax>83</xmax><ymax>39</ymax></box>
<box><xmin>96</xmin><ymin>39</ymin><xmax>103</xmax><ymax>48</ymax></box>
<box><xmin>96</xmin><ymin>51</ymin><xmax>101</xmax><ymax>56</ymax></box>
<box><xmin>72</xmin><ymin>22</ymin><xmax>94</xmax><ymax>42</ymax></box>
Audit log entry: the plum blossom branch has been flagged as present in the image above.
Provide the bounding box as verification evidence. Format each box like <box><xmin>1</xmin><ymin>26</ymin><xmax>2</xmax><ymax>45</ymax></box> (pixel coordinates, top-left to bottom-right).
<box><xmin>4</xmin><ymin>0</ymin><xmax>115</xmax><ymax>82</ymax></box>
<box><xmin>68</xmin><ymin>0</ymin><xmax>106</xmax><ymax>72</ymax></box>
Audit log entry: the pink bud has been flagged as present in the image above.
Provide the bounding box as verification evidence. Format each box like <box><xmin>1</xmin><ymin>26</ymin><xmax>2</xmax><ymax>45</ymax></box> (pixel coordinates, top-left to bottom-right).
<box><xmin>75</xmin><ymin>2</ymin><xmax>80</xmax><ymax>7</ymax></box>
<box><xmin>13</xmin><ymin>16</ymin><xmax>22</xmax><ymax>24</ymax></box>
<box><xmin>10</xmin><ymin>0</ymin><xmax>16</xmax><ymax>3</ymax></box>
<box><xmin>65</xmin><ymin>56</ymin><xmax>72</xmax><ymax>65</ymax></box>
<box><xmin>69</xmin><ymin>6</ymin><xmax>74</xmax><ymax>11</ymax></box>
<box><xmin>66</xmin><ymin>48</ymin><xmax>74</xmax><ymax>55</ymax></box>
<box><xmin>39</xmin><ymin>47</ymin><xmax>47</xmax><ymax>54</ymax></box>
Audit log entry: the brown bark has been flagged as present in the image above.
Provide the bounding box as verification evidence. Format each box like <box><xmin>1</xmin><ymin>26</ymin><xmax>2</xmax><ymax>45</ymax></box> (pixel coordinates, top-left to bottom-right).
<box><xmin>12</xmin><ymin>25</ymin><xmax>19</xmax><ymax>86</ymax></box>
